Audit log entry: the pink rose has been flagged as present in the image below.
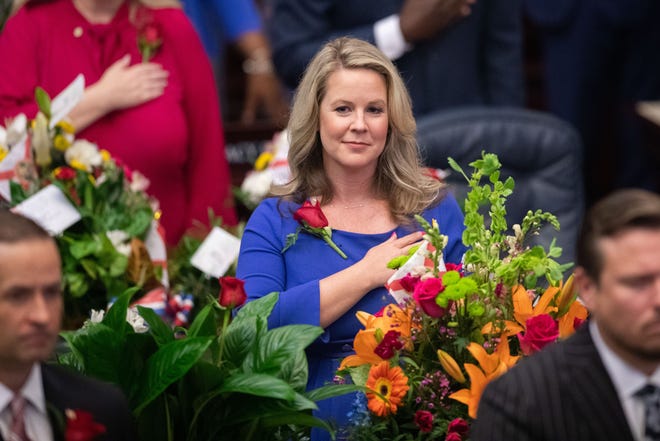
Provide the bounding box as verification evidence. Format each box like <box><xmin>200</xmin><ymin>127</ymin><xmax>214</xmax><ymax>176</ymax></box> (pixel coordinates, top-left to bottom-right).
<box><xmin>293</xmin><ymin>200</ymin><xmax>328</xmax><ymax>229</ymax></box>
<box><xmin>414</xmin><ymin>410</ymin><xmax>433</xmax><ymax>433</ymax></box>
<box><xmin>445</xmin><ymin>433</ymin><xmax>462</xmax><ymax>441</ymax></box>
<box><xmin>413</xmin><ymin>277</ymin><xmax>446</xmax><ymax>318</ymax></box>
<box><xmin>518</xmin><ymin>314</ymin><xmax>559</xmax><ymax>355</ymax></box>
<box><xmin>218</xmin><ymin>276</ymin><xmax>247</xmax><ymax>308</ymax></box>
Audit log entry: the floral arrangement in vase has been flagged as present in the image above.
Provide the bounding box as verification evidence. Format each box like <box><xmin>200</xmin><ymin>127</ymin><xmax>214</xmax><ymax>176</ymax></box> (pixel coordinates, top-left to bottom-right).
<box><xmin>337</xmin><ymin>152</ymin><xmax>588</xmax><ymax>440</ymax></box>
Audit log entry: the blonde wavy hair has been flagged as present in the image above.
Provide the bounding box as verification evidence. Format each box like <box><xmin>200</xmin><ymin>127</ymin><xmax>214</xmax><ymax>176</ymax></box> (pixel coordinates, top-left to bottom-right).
<box><xmin>273</xmin><ymin>37</ymin><xmax>444</xmax><ymax>223</ymax></box>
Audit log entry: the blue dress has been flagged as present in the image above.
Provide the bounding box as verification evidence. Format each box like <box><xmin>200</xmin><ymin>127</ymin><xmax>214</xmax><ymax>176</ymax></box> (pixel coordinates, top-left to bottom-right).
<box><xmin>236</xmin><ymin>195</ymin><xmax>467</xmax><ymax>440</ymax></box>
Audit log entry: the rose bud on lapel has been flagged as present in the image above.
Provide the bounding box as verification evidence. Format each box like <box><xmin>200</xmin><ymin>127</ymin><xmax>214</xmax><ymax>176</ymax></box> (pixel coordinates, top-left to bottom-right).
<box><xmin>65</xmin><ymin>409</ymin><xmax>106</xmax><ymax>441</ymax></box>
<box><xmin>293</xmin><ymin>200</ymin><xmax>328</xmax><ymax>229</ymax></box>
<box><xmin>218</xmin><ymin>276</ymin><xmax>247</xmax><ymax>308</ymax></box>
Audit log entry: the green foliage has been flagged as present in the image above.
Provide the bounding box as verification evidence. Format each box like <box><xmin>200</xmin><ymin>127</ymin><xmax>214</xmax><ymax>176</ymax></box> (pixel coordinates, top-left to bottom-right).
<box><xmin>58</xmin><ymin>290</ymin><xmax>358</xmax><ymax>441</ymax></box>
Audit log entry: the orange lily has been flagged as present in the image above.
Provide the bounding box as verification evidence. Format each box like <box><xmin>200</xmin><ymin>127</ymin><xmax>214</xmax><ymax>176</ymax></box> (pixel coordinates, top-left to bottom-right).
<box><xmin>437</xmin><ymin>349</ymin><xmax>466</xmax><ymax>383</ymax></box>
<box><xmin>449</xmin><ymin>340</ymin><xmax>517</xmax><ymax>418</ymax></box>
<box><xmin>558</xmin><ymin>298</ymin><xmax>589</xmax><ymax>338</ymax></box>
<box><xmin>512</xmin><ymin>284</ymin><xmax>559</xmax><ymax>329</ymax></box>
<box><xmin>339</xmin><ymin>328</ymin><xmax>386</xmax><ymax>369</ymax></box>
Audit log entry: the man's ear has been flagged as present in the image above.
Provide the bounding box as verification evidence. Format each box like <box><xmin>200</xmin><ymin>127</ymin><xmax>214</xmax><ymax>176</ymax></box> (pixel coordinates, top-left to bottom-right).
<box><xmin>574</xmin><ymin>266</ymin><xmax>597</xmax><ymax>312</ymax></box>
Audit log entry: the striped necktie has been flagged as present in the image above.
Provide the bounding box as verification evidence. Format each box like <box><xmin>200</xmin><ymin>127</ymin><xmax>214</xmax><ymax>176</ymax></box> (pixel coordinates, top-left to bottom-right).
<box><xmin>636</xmin><ymin>384</ymin><xmax>660</xmax><ymax>441</ymax></box>
<box><xmin>8</xmin><ymin>395</ymin><xmax>30</xmax><ymax>441</ymax></box>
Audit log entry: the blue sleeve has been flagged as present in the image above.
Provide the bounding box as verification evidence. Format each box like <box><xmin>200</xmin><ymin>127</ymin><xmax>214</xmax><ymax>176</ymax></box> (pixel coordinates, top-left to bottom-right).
<box><xmin>268</xmin><ymin>0</ymin><xmax>377</xmax><ymax>89</ymax></box>
<box><xmin>422</xmin><ymin>193</ymin><xmax>468</xmax><ymax>264</ymax></box>
<box><xmin>236</xmin><ymin>199</ymin><xmax>321</xmax><ymax>328</ymax></box>
<box><xmin>217</xmin><ymin>0</ymin><xmax>262</xmax><ymax>41</ymax></box>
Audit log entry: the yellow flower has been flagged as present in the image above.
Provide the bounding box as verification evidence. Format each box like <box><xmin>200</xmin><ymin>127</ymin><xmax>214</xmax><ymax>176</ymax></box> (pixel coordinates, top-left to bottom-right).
<box><xmin>69</xmin><ymin>159</ymin><xmax>88</xmax><ymax>172</ymax></box>
<box><xmin>437</xmin><ymin>349</ymin><xmax>466</xmax><ymax>383</ymax></box>
<box><xmin>55</xmin><ymin>120</ymin><xmax>75</xmax><ymax>134</ymax></box>
<box><xmin>0</xmin><ymin>145</ymin><xmax>7</xmax><ymax>162</ymax></box>
<box><xmin>365</xmin><ymin>361</ymin><xmax>409</xmax><ymax>417</ymax></box>
<box><xmin>100</xmin><ymin>149</ymin><xmax>111</xmax><ymax>163</ymax></box>
<box><xmin>53</xmin><ymin>134</ymin><xmax>71</xmax><ymax>152</ymax></box>
<box><xmin>254</xmin><ymin>151</ymin><xmax>274</xmax><ymax>171</ymax></box>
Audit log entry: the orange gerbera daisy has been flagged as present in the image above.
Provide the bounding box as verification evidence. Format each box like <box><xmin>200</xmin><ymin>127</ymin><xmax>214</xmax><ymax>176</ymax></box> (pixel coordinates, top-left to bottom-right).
<box><xmin>365</xmin><ymin>362</ymin><xmax>409</xmax><ymax>417</ymax></box>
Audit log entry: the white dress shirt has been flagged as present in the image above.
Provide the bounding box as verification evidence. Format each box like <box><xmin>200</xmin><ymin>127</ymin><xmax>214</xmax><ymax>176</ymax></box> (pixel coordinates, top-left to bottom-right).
<box><xmin>0</xmin><ymin>364</ymin><xmax>54</xmax><ymax>441</ymax></box>
<box><xmin>591</xmin><ymin>321</ymin><xmax>660</xmax><ymax>441</ymax></box>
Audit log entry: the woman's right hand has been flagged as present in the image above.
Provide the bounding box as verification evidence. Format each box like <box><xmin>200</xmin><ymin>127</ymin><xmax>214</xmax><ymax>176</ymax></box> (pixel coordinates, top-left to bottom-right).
<box><xmin>93</xmin><ymin>54</ymin><xmax>169</xmax><ymax>112</ymax></box>
<box><xmin>358</xmin><ymin>230</ymin><xmax>425</xmax><ymax>290</ymax></box>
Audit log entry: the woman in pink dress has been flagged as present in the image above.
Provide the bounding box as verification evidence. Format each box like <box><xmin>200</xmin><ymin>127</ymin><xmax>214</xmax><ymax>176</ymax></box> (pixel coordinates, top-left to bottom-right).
<box><xmin>0</xmin><ymin>0</ymin><xmax>237</xmax><ymax>244</ymax></box>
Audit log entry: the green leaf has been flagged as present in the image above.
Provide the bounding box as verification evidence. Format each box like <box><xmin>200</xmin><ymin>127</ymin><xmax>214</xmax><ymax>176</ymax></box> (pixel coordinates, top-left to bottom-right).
<box><xmin>137</xmin><ymin>306</ymin><xmax>174</xmax><ymax>347</ymax></box>
<box><xmin>305</xmin><ymin>384</ymin><xmax>363</xmax><ymax>403</ymax></box>
<box><xmin>223</xmin><ymin>316</ymin><xmax>259</xmax><ymax>368</ymax></box>
<box><xmin>103</xmin><ymin>288</ymin><xmax>138</xmax><ymax>332</ymax></box>
<box><xmin>255</xmin><ymin>325</ymin><xmax>323</xmax><ymax>376</ymax></box>
<box><xmin>232</xmin><ymin>291</ymin><xmax>278</xmax><ymax>325</ymax></box>
<box><xmin>134</xmin><ymin>336</ymin><xmax>213</xmax><ymax>414</ymax></box>
<box><xmin>34</xmin><ymin>87</ymin><xmax>51</xmax><ymax>119</ymax></box>
<box><xmin>216</xmin><ymin>372</ymin><xmax>297</xmax><ymax>401</ymax></box>
<box><xmin>187</xmin><ymin>304</ymin><xmax>216</xmax><ymax>338</ymax></box>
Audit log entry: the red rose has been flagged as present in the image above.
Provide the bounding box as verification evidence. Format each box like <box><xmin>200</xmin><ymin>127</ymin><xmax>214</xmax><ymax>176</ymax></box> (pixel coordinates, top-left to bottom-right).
<box><xmin>413</xmin><ymin>277</ymin><xmax>446</xmax><ymax>318</ymax></box>
<box><xmin>445</xmin><ymin>433</ymin><xmax>462</xmax><ymax>441</ymax></box>
<box><xmin>54</xmin><ymin>166</ymin><xmax>76</xmax><ymax>181</ymax></box>
<box><xmin>518</xmin><ymin>314</ymin><xmax>559</xmax><ymax>355</ymax></box>
<box><xmin>414</xmin><ymin>410</ymin><xmax>433</xmax><ymax>433</ymax></box>
<box><xmin>293</xmin><ymin>200</ymin><xmax>328</xmax><ymax>229</ymax></box>
<box><xmin>399</xmin><ymin>274</ymin><xmax>420</xmax><ymax>292</ymax></box>
<box><xmin>447</xmin><ymin>418</ymin><xmax>469</xmax><ymax>436</ymax></box>
<box><xmin>65</xmin><ymin>409</ymin><xmax>106</xmax><ymax>441</ymax></box>
<box><xmin>141</xmin><ymin>23</ymin><xmax>161</xmax><ymax>45</ymax></box>
<box><xmin>218</xmin><ymin>276</ymin><xmax>247</xmax><ymax>308</ymax></box>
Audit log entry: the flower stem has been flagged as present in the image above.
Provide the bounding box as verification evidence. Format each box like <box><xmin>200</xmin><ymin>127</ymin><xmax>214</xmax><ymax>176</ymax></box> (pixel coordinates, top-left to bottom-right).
<box><xmin>323</xmin><ymin>236</ymin><xmax>347</xmax><ymax>259</ymax></box>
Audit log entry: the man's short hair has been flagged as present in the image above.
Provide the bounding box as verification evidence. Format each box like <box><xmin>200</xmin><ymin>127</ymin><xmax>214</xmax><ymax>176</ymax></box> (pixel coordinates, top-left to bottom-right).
<box><xmin>0</xmin><ymin>209</ymin><xmax>51</xmax><ymax>244</ymax></box>
<box><xmin>576</xmin><ymin>188</ymin><xmax>660</xmax><ymax>280</ymax></box>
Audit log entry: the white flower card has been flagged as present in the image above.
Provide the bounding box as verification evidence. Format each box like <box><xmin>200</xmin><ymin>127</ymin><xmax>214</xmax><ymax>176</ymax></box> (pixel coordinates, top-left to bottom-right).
<box><xmin>49</xmin><ymin>74</ymin><xmax>85</xmax><ymax>129</ymax></box>
<box><xmin>190</xmin><ymin>226</ymin><xmax>241</xmax><ymax>278</ymax></box>
<box><xmin>12</xmin><ymin>185</ymin><xmax>81</xmax><ymax>235</ymax></box>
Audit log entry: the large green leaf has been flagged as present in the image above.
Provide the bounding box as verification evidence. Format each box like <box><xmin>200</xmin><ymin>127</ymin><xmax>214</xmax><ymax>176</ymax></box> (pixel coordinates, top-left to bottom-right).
<box><xmin>223</xmin><ymin>316</ymin><xmax>258</xmax><ymax>368</ymax></box>
<box><xmin>134</xmin><ymin>336</ymin><xmax>213</xmax><ymax>414</ymax></box>
<box><xmin>232</xmin><ymin>291</ymin><xmax>278</xmax><ymax>325</ymax></box>
<box><xmin>186</xmin><ymin>304</ymin><xmax>215</xmax><ymax>338</ymax></box>
<box><xmin>61</xmin><ymin>324</ymin><xmax>124</xmax><ymax>384</ymax></box>
<box><xmin>103</xmin><ymin>288</ymin><xmax>138</xmax><ymax>333</ymax></box>
<box><xmin>255</xmin><ymin>325</ymin><xmax>323</xmax><ymax>375</ymax></box>
<box><xmin>306</xmin><ymin>384</ymin><xmax>363</xmax><ymax>403</ymax></box>
<box><xmin>215</xmin><ymin>372</ymin><xmax>296</xmax><ymax>401</ymax></box>
<box><xmin>137</xmin><ymin>306</ymin><xmax>174</xmax><ymax>347</ymax></box>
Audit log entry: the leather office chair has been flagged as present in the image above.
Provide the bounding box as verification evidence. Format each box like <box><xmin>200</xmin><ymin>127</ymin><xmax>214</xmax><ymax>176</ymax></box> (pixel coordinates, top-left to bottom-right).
<box><xmin>417</xmin><ymin>106</ymin><xmax>584</xmax><ymax>265</ymax></box>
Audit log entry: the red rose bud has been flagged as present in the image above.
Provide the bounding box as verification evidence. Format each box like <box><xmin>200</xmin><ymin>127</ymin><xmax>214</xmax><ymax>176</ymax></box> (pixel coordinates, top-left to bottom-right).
<box><xmin>293</xmin><ymin>200</ymin><xmax>328</xmax><ymax>229</ymax></box>
<box><xmin>374</xmin><ymin>330</ymin><xmax>403</xmax><ymax>359</ymax></box>
<box><xmin>413</xmin><ymin>277</ymin><xmax>446</xmax><ymax>318</ymax></box>
<box><xmin>414</xmin><ymin>410</ymin><xmax>433</xmax><ymax>433</ymax></box>
<box><xmin>141</xmin><ymin>24</ymin><xmax>160</xmax><ymax>45</ymax></box>
<box><xmin>218</xmin><ymin>276</ymin><xmax>247</xmax><ymax>308</ymax></box>
<box><xmin>399</xmin><ymin>274</ymin><xmax>420</xmax><ymax>292</ymax></box>
<box><xmin>65</xmin><ymin>409</ymin><xmax>106</xmax><ymax>441</ymax></box>
<box><xmin>518</xmin><ymin>314</ymin><xmax>559</xmax><ymax>355</ymax></box>
<box><xmin>54</xmin><ymin>166</ymin><xmax>76</xmax><ymax>181</ymax></box>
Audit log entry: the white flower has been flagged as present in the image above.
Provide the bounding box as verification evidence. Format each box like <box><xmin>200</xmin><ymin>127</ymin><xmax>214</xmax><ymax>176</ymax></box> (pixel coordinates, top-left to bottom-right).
<box><xmin>240</xmin><ymin>169</ymin><xmax>273</xmax><ymax>204</ymax></box>
<box><xmin>129</xmin><ymin>170</ymin><xmax>150</xmax><ymax>192</ymax></box>
<box><xmin>4</xmin><ymin>113</ymin><xmax>28</xmax><ymax>147</ymax></box>
<box><xmin>82</xmin><ymin>309</ymin><xmax>105</xmax><ymax>328</ymax></box>
<box><xmin>106</xmin><ymin>230</ymin><xmax>131</xmax><ymax>256</ymax></box>
<box><xmin>126</xmin><ymin>307</ymin><xmax>149</xmax><ymax>333</ymax></box>
<box><xmin>65</xmin><ymin>139</ymin><xmax>103</xmax><ymax>171</ymax></box>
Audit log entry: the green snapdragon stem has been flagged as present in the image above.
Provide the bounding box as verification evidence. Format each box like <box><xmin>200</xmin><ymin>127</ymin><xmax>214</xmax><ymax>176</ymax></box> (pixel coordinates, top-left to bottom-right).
<box><xmin>323</xmin><ymin>236</ymin><xmax>347</xmax><ymax>259</ymax></box>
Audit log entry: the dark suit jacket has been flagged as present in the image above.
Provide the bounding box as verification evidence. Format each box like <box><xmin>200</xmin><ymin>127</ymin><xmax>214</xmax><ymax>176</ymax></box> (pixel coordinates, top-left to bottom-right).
<box><xmin>268</xmin><ymin>0</ymin><xmax>524</xmax><ymax>117</ymax></box>
<box><xmin>0</xmin><ymin>364</ymin><xmax>136</xmax><ymax>441</ymax></box>
<box><xmin>471</xmin><ymin>325</ymin><xmax>634</xmax><ymax>441</ymax></box>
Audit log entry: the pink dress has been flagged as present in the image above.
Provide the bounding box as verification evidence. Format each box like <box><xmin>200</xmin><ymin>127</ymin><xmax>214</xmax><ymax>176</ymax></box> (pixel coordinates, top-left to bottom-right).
<box><xmin>0</xmin><ymin>0</ymin><xmax>237</xmax><ymax>244</ymax></box>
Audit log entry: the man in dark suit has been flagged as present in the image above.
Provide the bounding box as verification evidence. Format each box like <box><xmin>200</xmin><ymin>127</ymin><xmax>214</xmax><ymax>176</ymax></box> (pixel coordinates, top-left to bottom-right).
<box><xmin>471</xmin><ymin>188</ymin><xmax>660</xmax><ymax>441</ymax></box>
<box><xmin>267</xmin><ymin>0</ymin><xmax>524</xmax><ymax>117</ymax></box>
<box><xmin>0</xmin><ymin>210</ymin><xmax>135</xmax><ymax>441</ymax></box>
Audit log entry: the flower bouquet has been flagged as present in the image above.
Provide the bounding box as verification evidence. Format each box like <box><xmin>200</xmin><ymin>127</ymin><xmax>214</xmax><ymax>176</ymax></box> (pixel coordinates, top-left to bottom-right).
<box><xmin>0</xmin><ymin>87</ymin><xmax>160</xmax><ymax>326</ymax></box>
<box><xmin>58</xmin><ymin>280</ymin><xmax>357</xmax><ymax>441</ymax></box>
<box><xmin>337</xmin><ymin>152</ymin><xmax>588</xmax><ymax>440</ymax></box>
